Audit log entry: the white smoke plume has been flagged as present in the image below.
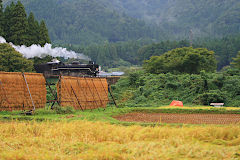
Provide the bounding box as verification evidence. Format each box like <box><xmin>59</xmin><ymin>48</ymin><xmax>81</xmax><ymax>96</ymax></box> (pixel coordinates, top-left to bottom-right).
<box><xmin>0</xmin><ymin>36</ymin><xmax>6</xmax><ymax>43</ymax></box>
<box><xmin>0</xmin><ymin>36</ymin><xmax>90</xmax><ymax>60</ymax></box>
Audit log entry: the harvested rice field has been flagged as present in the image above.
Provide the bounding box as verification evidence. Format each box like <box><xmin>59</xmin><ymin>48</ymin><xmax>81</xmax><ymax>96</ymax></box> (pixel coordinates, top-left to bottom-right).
<box><xmin>1</xmin><ymin>107</ymin><xmax>240</xmax><ymax>159</ymax></box>
<box><xmin>114</xmin><ymin>112</ymin><xmax>240</xmax><ymax>124</ymax></box>
<box><xmin>1</xmin><ymin>121</ymin><xmax>240</xmax><ymax>160</ymax></box>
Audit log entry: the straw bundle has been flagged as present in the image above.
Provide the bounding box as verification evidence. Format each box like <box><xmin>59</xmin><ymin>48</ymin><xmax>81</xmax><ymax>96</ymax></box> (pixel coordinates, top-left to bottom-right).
<box><xmin>0</xmin><ymin>72</ymin><xmax>47</xmax><ymax>111</ymax></box>
<box><xmin>58</xmin><ymin>76</ymin><xmax>109</xmax><ymax>110</ymax></box>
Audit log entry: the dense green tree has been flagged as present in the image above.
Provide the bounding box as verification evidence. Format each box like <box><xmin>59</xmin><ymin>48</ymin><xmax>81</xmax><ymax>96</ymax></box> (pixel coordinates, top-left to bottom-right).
<box><xmin>143</xmin><ymin>47</ymin><xmax>217</xmax><ymax>74</ymax></box>
<box><xmin>38</xmin><ymin>20</ymin><xmax>51</xmax><ymax>46</ymax></box>
<box><xmin>81</xmin><ymin>40</ymin><xmax>147</xmax><ymax>68</ymax></box>
<box><xmin>0</xmin><ymin>43</ymin><xmax>33</xmax><ymax>72</ymax></box>
<box><xmin>26</xmin><ymin>12</ymin><xmax>39</xmax><ymax>46</ymax></box>
<box><xmin>137</xmin><ymin>40</ymin><xmax>190</xmax><ymax>64</ymax></box>
<box><xmin>0</xmin><ymin>0</ymin><xmax>4</xmax><ymax>36</ymax></box>
<box><xmin>3</xmin><ymin>2</ymin><xmax>15</xmax><ymax>40</ymax></box>
<box><xmin>95</xmin><ymin>43</ymin><xmax>118</xmax><ymax>67</ymax></box>
<box><xmin>2</xmin><ymin>1</ymin><xmax>50</xmax><ymax>46</ymax></box>
<box><xmin>7</xmin><ymin>1</ymin><xmax>28</xmax><ymax>45</ymax></box>
<box><xmin>231</xmin><ymin>51</ymin><xmax>240</xmax><ymax>69</ymax></box>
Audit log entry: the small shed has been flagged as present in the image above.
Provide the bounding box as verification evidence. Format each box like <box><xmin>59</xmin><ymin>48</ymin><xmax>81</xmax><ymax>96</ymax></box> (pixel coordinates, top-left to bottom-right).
<box><xmin>210</xmin><ymin>103</ymin><xmax>224</xmax><ymax>107</ymax></box>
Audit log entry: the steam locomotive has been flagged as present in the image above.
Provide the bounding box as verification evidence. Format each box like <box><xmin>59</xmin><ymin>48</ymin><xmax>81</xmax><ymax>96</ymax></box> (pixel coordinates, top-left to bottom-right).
<box><xmin>34</xmin><ymin>59</ymin><xmax>99</xmax><ymax>78</ymax></box>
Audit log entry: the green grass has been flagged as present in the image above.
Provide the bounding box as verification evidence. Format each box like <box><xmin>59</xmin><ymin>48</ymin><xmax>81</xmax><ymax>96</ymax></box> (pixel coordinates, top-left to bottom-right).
<box><xmin>0</xmin><ymin>105</ymin><xmax>124</xmax><ymax>122</ymax></box>
<box><xmin>1</xmin><ymin>105</ymin><xmax>240</xmax><ymax>126</ymax></box>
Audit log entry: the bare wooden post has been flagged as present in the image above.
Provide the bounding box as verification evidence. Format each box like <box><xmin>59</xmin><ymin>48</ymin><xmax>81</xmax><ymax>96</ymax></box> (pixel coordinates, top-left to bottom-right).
<box><xmin>44</xmin><ymin>77</ymin><xmax>60</xmax><ymax>109</ymax></box>
<box><xmin>48</xmin><ymin>82</ymin><xmax>60</xmax><ymax>108</ymax></box>
<box><xmin>58</xmin><ymin>75</ymin><xmax>62</xmax><ymax>105</ymax></box>
<box><xmin>108</xmin><ymin>84</ymin><xmax>118</xmax><ymax>108</ymax></box>
<box><xmin>22</xmin><ymin>72</ymin><xmax>36</xmax><ymax>112</ymax></box>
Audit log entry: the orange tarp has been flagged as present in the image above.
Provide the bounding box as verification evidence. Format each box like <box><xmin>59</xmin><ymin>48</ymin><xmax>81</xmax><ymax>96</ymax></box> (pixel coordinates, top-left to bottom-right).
<box><xmin>170</xmin><ymin>100</ymin><xmax>183</xmax><ymax>107</ymax></box>
<box><xmin>0</xmin><ymin>72</ymin><xmax>47</xmax><ymax>111</ymax></box>
<box><xmin>58</xmin><ymin>76</ymin><xmax>109</xmax><ymax>110</ymax></box>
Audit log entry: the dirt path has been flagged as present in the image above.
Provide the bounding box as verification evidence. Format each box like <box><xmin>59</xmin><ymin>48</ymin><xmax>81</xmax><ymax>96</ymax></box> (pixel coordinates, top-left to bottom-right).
<box><xmin>113</xmin><ymin>113</ymin><xmax>240</xmax><ymax>124</ymax></box>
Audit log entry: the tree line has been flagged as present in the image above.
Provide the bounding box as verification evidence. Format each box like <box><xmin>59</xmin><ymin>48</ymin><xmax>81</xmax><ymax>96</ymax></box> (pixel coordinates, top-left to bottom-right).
<box><xmin>65</xmin><ymin>34</ymin><xmax>240</xmax><ymax>70</ymax></box>
<box><xmin>64</xmin><ymin>40</ymin><xmax>190</xmax><ymax>69</ymax></box>
<box><xmin>0</xmin><ymin>0</ymin><xmax>50</xmax><ymax>46</ymax></box>
<box><xmin>194</xmin><ymin>35</ymin><xmax>240</xmax><ymax>70</ymax></box>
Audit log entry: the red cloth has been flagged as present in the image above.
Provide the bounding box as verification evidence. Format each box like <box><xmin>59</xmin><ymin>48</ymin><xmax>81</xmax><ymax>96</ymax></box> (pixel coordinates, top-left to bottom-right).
<box><xmin>170</xmin><ymin>100</ymin><xmax>183</xmax><ymax>106</ymax></box>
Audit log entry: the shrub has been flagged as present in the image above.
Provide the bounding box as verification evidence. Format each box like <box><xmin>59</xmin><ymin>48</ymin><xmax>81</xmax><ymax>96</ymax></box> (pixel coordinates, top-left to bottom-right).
<box><xmin>193</xmin><ymin>90</ymin><xmax>227</xmax><ymax>105</ymax></box>
<box><xmin>112</xmin><ymin>71</ymin><xmax>240</xmax><ymax>107</ymax></box>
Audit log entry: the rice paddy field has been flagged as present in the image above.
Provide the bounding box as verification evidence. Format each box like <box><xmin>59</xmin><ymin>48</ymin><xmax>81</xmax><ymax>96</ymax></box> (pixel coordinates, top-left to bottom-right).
<box><xmin>1</xmin><ymin>106</ymin><xmax>240</xmax><ymax>160</ymax></box>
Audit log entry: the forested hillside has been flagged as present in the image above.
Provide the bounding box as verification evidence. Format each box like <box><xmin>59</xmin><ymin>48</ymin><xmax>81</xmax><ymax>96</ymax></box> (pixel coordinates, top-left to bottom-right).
<box><xmin>108</xmin><ymin>0</ymin><xmax>240</xmax><ymax>39</ymax></box>
<box><xmin>3</xmin><ymin>0</ymin><xmax>164</xmax><ymax>45</ymax></box>
<box><xmin>2</xmin><ymin>0</ymin><xmax>240</xmax><ymax>69</ymax></box>
<box><xmin>4</xmin><ymin>0</ymin><xmax>240</xmax><ymax>45</ymax></box>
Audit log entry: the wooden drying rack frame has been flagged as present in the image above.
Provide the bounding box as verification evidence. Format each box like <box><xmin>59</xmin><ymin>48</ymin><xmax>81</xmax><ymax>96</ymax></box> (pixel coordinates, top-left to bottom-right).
<box><xmin>0</xmin><ymin>72</ymin><xmax>38</xmax><ymax>115</ymax></box>
<box><xmin>45</xmin><ymin>75</ymin><xmax>118</xmax><ymax>111</ymax></box>
<box><xmin>0</xmin><ymin>74</ymin><xmax>118</xmax><ymax>114</ymax></box>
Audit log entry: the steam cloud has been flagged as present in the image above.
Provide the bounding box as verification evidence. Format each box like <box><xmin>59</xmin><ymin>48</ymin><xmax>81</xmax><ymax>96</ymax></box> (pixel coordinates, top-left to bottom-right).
<box><xmin>0</xmin><ymin>36</ymin><xmax>90</xmax><ymax>60</ymax></box>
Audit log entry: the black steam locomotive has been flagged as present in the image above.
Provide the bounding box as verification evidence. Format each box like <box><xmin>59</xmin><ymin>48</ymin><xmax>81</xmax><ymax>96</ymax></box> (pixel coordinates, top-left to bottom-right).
<box><xmin>34</xmin><ymin>59</ymin><xmax>99</xmax><ymax>78</ymax></box>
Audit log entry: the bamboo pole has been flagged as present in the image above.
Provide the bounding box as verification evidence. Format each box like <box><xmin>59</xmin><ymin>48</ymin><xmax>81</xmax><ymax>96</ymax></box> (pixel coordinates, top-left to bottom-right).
<box><xmin>98</xmin><ymin>77</ymin><xmax>109</xmax><ymax>106</ymax></box>
<box><xmin>22</xmin><ymin>72</ymin><xmax>35</xmax><ymax>112</ymax></box>
<box><xmin>108</xmin><ymin>84</ymin><xmax>118</xmax><ymax>108</ymax></box>
<box><xmin>58</xmin><ymin>75</ymin><xmax>62</xmax><ymax>105</ymax></box>
<box><xmin>71</xmin><ymin>86</ymin><xmax>84</xmax><ymax>111</ymax></box>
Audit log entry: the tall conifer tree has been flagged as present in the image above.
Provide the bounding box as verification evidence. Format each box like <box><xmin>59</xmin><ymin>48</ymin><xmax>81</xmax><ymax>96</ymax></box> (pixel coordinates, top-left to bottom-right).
<box><xmin>38</xmin><ymin>20</ymin><xmax>51</xmax><ymax>46</ymax></box>
<box><xmin>0</xmin><ymin>0</ymin><xmax>4</xmax><ymax>36</ymax></box>
<box><xmin>3</xmin><ymin>2</ymin><xmax>15</xmax><ymax>41</ymax></box>
<box><xmin>231</xmin><ymin>51</ymin><xmax>240</xmax><ymax>69</ymax></box>
<box><xmin>8</xmin><ymin>1</ymin><xmax>28</xmax><ymax>45</ymax></box>
<box><xmin>27</xmin><ymin>12</ymin><xmax>39</xmax><ymax>46</ymax></box>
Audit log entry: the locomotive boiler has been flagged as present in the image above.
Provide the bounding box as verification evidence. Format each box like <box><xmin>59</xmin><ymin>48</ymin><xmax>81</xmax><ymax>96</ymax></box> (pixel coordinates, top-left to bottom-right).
<box><xmin>34</xmin><ymin>59</ymin><xmax>99</xmax><ymax>78</ymax></box>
